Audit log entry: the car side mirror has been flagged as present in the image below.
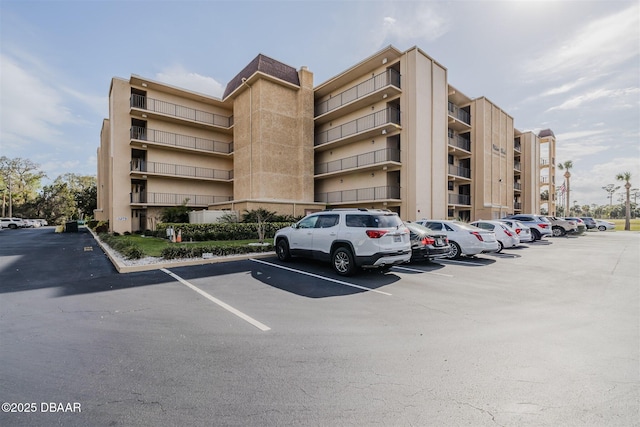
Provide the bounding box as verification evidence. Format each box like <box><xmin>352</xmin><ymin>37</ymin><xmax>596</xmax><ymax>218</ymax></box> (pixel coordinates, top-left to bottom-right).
<box><xmin>291</xmin><ymin>223</ymin><xmax>299</xmax><ymax>229</ymax></box>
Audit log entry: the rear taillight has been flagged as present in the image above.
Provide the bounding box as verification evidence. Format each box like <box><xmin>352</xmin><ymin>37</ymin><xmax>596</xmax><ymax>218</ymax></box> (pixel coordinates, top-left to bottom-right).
<box><xmin>515</xmin><ymin>228</ymin><xmax>522</xmax><ymax>234</ymax></box>
<box><xmin>366</xmin><ymin>230</ymin><xmax>388</xmax><ymax>239</ymax></box>
<box><xmin>504</xmin><ymin>229</ymin><xmax>513</xmax><ymax>237</ymax></box>
<box><xmin>539</xmin><ymin>223</ymin><xmax>549</xmax><ymax>229</ymax></box>
<box><xmin>421</xmin><ymin>236</ymin><xmax>435</xmax><ymax>245</ymax></box>
<box><xmin>470</xmin><ymin>231</ymin><xmax>484</xmax><ymax>241</ymax></box>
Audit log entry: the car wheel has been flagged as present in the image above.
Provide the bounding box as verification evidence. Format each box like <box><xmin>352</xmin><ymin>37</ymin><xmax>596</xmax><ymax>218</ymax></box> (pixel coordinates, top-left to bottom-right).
<box><xmin>275</xmin><ymin>239</ymin><xmax>291</xmax><ymax>261</ymax></box>
<box><xmin>332</xmin><ymin>247</ymin><xmax>355</xmax><ymax>276</ymax></box>
<box><xmin>598</xmin><ymin>225</ymin><xmax>606</xmax><ymax>231</ymax></box>
<box><xmin>552</xmin><ymin>226</ymin><xmax>565</xmax><ymax>237</ymax></box>
<box><xmin>446</xmin><ymin>241</ymin><xmax>461</xmax><ymax>259</ymax></box>
<box><xmin>9</xmin><ymin>224</ymin><xmax>17</xmax><ymax>229</ymax></box>
<box><xmin>497</xmin><ymin>241</ymin><xmax>504</xmax><ymax>253</ymax></box>
<box><xmin>531</xmin><ymin>229</ymin><xmax>541</xmax><ymax>241</ymax></box>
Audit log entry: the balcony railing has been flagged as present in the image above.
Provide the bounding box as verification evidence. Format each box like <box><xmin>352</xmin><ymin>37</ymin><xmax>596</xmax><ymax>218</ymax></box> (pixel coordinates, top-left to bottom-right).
<box><xmin>130</xmin><ymin>94</ymin><xmax>233</xmax><ymax>127</ymax></box>
<box><xmin>315</xmin><ymin>148</ymin><xmax>400</xmax><ymax>175</ymax></box>
<box><xmin>448</xmin><ymin>193</ymin><xmax>471</xmax><ymax>205</ymax></box>
<box><xmin>514</xmin><ymin>161</ymin><xmax>521</xmax><ymax>171</ymax></box>
<box><xmin>514</xmin><ymin>142</ymin><xmax>521</xmax><ymax>152</ymax></box>
<box><xmin>315</xmin><ymin>107</ymin><xmax>401</xmax><ymax>147</ymax></box>
<box><xmin>514</xmin><ymin>202</ymin><xmax>522</xmax><ymax>210</ymax></box>
<box><xmin>448</xmin><ymin>102</ymin><xmax>470</xmax><ymax>124</ymax></box>
<box><xmin>131</xmin><ymin>127</ymin><xmax>233</xmax><ymax>154</ymax></box>
<box><xmin>315</xmin><ymin>186</ymin><xmax>400</xmax><ymax>204</ymax></box>
<box><xmin>315</xmin><ymin>69</ymin><xmax>401</xmax><ymax>116</ymax></box>
<box><xmin>448</xmin><ymin>135</ymin><xmax>471</xmax><ymax>152</ymax></box>
<box><xmin>130</xmin><ymin>160</ymin><xmax>233</xmax><ymax>180</ymax></box>
<box><xmin>514</xmin><ymin>182</ymin><xmax>522</xmax><ymax>191</ymax></box>
<box><xmin>130</xmin><ymin>192</ymin><xmax>232</xmax><ymax>206</ymax></box>
<box><xmin>448</xmin><ymin>164</ymin><xmax>471</xmax><ymax>179</ymax></box>
<box><xmin>541</xmin><ymin>158</ymin><xmax>549</xmax><ymax>166</ymax></box>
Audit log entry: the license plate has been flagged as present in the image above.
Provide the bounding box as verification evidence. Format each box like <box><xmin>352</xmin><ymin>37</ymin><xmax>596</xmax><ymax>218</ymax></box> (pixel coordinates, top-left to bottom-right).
<box><xmin>435</xmin><ymin>238</ymin><xmax>442</xmax><ymax>245</ymax></box>
<box><xmin>393</xmin><ymin>235</ymin><xmax>401</xmax><ymax>243</ymax></box>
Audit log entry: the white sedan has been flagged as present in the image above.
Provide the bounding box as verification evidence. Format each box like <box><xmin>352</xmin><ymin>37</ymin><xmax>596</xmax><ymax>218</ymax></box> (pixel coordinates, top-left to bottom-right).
<box><xmin>416</xmin><ymin>220</ymin><xmax>500</xmax><ymax>259</ymax></box>
<box><xmin>595</xmin><ymin>219</ymin><xmax>615</xmax><ymax>231</ymax></box>
<box><xmin>498</xmin><ymin>219</ymin><xmax>534</xmax><ymax>243</ymax></box>
<box><xmin>470</xmin><ymin>220</ymin><xmax>520</xmax><ymax>252</ymax></box>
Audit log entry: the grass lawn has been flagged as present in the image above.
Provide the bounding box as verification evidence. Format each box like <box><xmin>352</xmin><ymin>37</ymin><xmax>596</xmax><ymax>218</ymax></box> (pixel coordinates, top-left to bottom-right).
<box><xmin>118</xmin><ymin>235</ymin><xmax>270</xmax><ymax>257</ymax></box>
<box><xmin>607</xmin><ymin>218</ymin><xmax>640</xmax><ymax>231</ymax></box>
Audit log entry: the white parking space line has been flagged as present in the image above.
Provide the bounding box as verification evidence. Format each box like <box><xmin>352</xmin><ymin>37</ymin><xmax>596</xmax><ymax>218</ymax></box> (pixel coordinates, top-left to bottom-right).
<box><xmin>392</xmin><ymin>265</ymin><xmax>454</xmax><ymax>277</ymax></box>
<box><xmin>437</xmin><ymin>258</ymin><xmax>488</xmax><ymax>266</ymax></box>
<box><xmin>250</xmin><ymin>259</ymin><xmax>392</xmax><ymax>296</ymax></box>
<box><xmin>161</xmin><ymin>268</ymin><xmax>271</xmax><ymax>332</ymax></box>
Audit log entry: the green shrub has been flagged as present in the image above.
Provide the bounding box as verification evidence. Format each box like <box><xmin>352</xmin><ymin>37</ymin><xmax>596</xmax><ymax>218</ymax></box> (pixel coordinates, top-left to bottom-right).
<box><xmin>156</xmin><ymin>222</ymin><xmax>293</xmax><ymax>242</ymax></box>
<box><xmin>99</xmin><ymin>233</ymin><xmax>145</xmax><ymax>260</ymax></box>
<box><xmin>161</xmin><ymin>243</ymin><xmax>273</xmax><ymax>260</ymax></box>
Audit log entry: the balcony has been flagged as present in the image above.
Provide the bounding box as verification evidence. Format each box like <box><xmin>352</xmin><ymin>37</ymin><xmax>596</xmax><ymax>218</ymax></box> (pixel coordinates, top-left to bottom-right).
<box><xmin>315</xmin><ymin>148</ymin><xmax>400</xmax><ymax>176</ymax></box>
<box><xmin>314</xmin><ymin>107</ymin><xmax>401</xmax><ymax>150</ymax></box>
<box><xmin>314</xmin><ymin>69</ymin><xmax>401</xmax><ymax>123</ymax></box>
<box><xmin>514</xmin><ymin>182</ymin><xmax>522</xmax><ymax>191</ymax></box>
<box><xmin>448</xmin><ymin>193</ymin><xmax>471</xmax><ymax>205</ymax></box>
<box><xmin>514</xmin><ymin>142</ymin><xmax>521</xmax><ymax>152</ymax></box>
<box><xmin>514</xmin><ymin>161</ymin><xmax>521</xmax><ymax>171</ymax></box>
<box><xmin>131</xmin><ymin>127</ymin><xmax>233</xmax><ymax>156</ymax></box>
<box><xmin>315</xmin><ymin>186</ymin><xmax>400</xmax><ymax>204</ymax></box>
<box><xmin>130</xmin><ymin>192</ymin><xmax>232</xmax><ymax>207</ymax></box>
<box><xmin>448</xmin><ymin>134</ymin><xmax>471</xmax><ymax>155</ymax></box>
<box><xmin>448</xmin><ymin>164</ymin><xmax>471</xmax><ymax>180</ymax></box>
<box><xmin>130</xmin><ymin>94</ymin><xmax>233</xmax><ymax>131</ymax></box>
<box><xmin>540</xmin><ymin>158</ymin><xmax>549</xmax><ymax>168</ymax></box>
<box><xmin>514</xmin><ymin>202</ymin><xmax>522</xmax><ymax>210</ymax></box>
<box><xmin>130</xmin><ymin>160</ymin><xmax>233</xmax><ymax>181</ymax></box>
<box><xmin>448</xmin><ymin>102</ymin><xmax>471</xmax><ymax>131</ymax></box>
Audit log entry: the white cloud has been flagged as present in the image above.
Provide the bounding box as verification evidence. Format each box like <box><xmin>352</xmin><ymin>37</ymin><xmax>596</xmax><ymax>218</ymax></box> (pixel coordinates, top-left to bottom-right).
<box><xmin>155</xmin><ymin>65</ymin><xmax>225</xmax><ymax>98</ymax></box>
<box><xmin>572</xmin><ymin>156</ymin><xmax>640</xmax><ymax>204</ymax></box>
<box><xmin>522</xmin><ymin>3</ymin><xmax>639</xmax><ymax>81</ymax></box>
<box><xmin>0</xmin><ymin>54</ymin><xmax>75</xmax><ymax>150</ymax></box>
<box><xmin>380</xmin><ymin>2</ymin><xmax>450</xmax><ymax>44</ymax></box>
<box><xmin>547</xmin><ymin>87</ymin><xmax>640</xmax><ymax>112</ymax></box>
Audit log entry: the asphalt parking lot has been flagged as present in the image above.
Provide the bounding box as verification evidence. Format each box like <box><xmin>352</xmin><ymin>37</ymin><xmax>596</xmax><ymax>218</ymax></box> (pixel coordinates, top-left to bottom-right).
<box><xmin>0</xmin><ymin>227</ymin><xmax>638</xmax><ymax>426</ymax></box>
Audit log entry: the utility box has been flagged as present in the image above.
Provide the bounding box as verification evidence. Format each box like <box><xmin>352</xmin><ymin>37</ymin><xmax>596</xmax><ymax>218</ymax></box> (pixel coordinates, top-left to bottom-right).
<box><xmin>65</xmin><ymin>221</ymin><xmax>78</xmax><ymax>232</ymax></box>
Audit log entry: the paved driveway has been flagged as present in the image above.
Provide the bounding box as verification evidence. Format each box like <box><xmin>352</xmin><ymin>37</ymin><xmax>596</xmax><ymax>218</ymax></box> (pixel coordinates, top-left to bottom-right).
<box><xmin>1</xmin><ymin>227</ymin><xmax>638</xmax><ymax>426</ymax></box>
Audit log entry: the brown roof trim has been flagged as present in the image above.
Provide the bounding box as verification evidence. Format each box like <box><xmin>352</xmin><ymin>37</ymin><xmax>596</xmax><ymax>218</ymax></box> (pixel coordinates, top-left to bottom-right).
<box><xmin>223</xmin><ymin>54</ymin><xmax>300</xmax><ymax>98</ymax></box>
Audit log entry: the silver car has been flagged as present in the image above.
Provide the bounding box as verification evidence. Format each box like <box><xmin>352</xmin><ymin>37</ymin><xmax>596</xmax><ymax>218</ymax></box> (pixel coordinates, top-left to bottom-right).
<box><xmin>415</xmin><ymin>220</ymin><xmax>500</xmax><ymax>259</ymax></box>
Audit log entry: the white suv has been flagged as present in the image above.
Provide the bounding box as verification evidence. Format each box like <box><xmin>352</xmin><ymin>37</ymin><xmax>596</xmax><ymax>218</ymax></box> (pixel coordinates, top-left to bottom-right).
<box><xmin>274</xmin><ymin>209</ymin><xmax>411</xmax><ymax>275</ymax></box>
<box><xmin>0</xmin><ymin>218</ymin><xmax>26</xmax><ymax>229</ymax></box>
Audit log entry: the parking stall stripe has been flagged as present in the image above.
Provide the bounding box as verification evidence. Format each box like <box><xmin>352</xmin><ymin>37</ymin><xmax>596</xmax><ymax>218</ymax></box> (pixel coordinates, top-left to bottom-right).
<box><xmin>161</xmin><ymin>268</ymin><xmax>271</xmax><ymax>332</ymax></box>
<box><xmin>392</xmin><ymin>265</ymin><xmax>454</xmax><ymax>277</ymax></box>
<box><xmin>250</xmin><ymin>259</ymin><xmax>392</xmax><ymax>296</ymax></box>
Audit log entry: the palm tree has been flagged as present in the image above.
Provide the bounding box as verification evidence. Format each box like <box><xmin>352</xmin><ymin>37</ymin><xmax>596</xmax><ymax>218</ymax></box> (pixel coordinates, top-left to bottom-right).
<box><xmin>558</xmin><ymin>160</ymin><xmax>573</xmax><ymax>218</ymax></box>
<box><xmin>616</xmin><ymin>172</ymin><xmax>632</xmax><ymax>230</ymax></box>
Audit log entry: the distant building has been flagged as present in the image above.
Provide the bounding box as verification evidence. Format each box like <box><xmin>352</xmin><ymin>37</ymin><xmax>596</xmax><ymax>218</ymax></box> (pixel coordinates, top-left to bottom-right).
<box><xmin>95</xmin><ymin>45</ymin><xmax>549</xmax><ymax>233</ymax></box>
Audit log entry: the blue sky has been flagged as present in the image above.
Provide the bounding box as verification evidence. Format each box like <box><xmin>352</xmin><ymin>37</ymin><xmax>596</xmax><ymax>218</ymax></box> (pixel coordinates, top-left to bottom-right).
<box><xmin>1</xmin><ymin>0</ymin><xmax>638</xmax><ymax>207</ymax></box>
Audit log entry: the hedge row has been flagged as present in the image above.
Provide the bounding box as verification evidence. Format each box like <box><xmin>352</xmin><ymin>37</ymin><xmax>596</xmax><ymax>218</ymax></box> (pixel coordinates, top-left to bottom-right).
<box><xmin>154</xmin><ymin>222</ymin><xmax>292</xmax><ymax>241</ymax></box>
<box><xmin>99</xmin><ymin>233</ymin><xmax>145</xmax><ymax>260</ymax></box>
<box><xmin>161</xmin><ymin>243</ymin><xmax>274</xmax><ymax>260</ymax></box>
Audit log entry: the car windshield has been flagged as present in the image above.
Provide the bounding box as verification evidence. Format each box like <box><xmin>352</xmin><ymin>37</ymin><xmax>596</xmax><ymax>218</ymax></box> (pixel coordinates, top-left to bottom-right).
<box><xmin>453</xmin><ymin>221</ymin><xmax>481</xmax><ymax>231</ymax></box>
<box><xmin>406</xmin><ymin>222</ymin><xmax>436</xmax><ymax>234</ymax></box>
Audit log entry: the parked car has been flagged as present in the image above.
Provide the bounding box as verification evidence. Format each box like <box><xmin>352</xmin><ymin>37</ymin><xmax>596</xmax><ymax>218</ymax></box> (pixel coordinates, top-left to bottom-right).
<box><xmin>503</xmin><ymin>214</ymin><xmax>552</xmax><ymax>241</ymax></box>
<box><xmin>470</xmin><ymin>220</ymin><xmax>520</xmax><ymax>252</ymax></box>
<box><xmin>498</xmin><ymin>218</ymin><xmax>534</xmax><ymax>243</ymax></box>
<box><xmin>545</xmin><ymin>216</ymin><xmax>578</xmax><ymax>237</ymax></box>
<box><xmin>563</xmin><ymin>217</ymin><xmax>587</xmax><ymax>234</ymax></box>
<box><xmin>35</xmin><ymin>219</ymin><xmax>48</xmax><ymax>226</ymax></box>
<box><xmin>274</xmin><ymin>209</ymin><xmax>411</xmax><ymax>276</ymax></box>
<box><xmin>580</xmin><ymin>217</ymin><xmax>598</xmax><ymax>230</ymax></box>
<box><xmin>595</xmin><ymin>219</ymin><xmax>615</xmax><ymax>231</ymax></box>
<box><xmin>0</xmin><ymin>217</ymin><xmax>26</xmax><ymax>229</ymax></box>
<box><xmin>404</xmin><ymin>222</ymin><xmax>451</xmax><ymax>262</ymax></box>
<box><xmin>415</xmin><ymin>219</ymin><xmax>500</xmax><ymax>259</ymax></box>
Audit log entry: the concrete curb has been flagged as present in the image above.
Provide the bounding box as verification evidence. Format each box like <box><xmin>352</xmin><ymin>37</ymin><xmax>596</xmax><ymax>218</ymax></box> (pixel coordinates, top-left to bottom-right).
<box><xmin>88</xmin><ymin>228</ymin><xmax>275</xmax><ymax>274</ymax></box>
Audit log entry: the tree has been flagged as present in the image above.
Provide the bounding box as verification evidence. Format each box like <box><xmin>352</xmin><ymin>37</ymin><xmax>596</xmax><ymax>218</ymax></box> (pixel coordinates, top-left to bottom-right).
<box><xmin>602</xmin><ymin>184</ymin><xmax>620</xmax><ymax>206</ymax></box>
<box><xmin>557</xmin><ymin>160</ymin><xmax>573</xmax><ymax>219</ymax></box>
<box><xmin>0</xmin><ymin>156</ymin><xmax>46</xmax><ymax>217</ymax></box>
<box><xmin>616</xmin><ymin>172</ymin><xmax>632</xmax><ymax>231</ymax></box>
<box><xmin>161</xmin><ymin>199</ymin><xmax>190</xmax><ymax>223</ymax></box>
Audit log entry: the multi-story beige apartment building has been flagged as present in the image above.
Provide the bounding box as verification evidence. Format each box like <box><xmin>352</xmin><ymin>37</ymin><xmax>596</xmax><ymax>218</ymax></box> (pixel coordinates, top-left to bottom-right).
<box><xmin>96</xmin><ymin>45</ymin><xmax>546</xmax><ymax>234</ymax></box>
